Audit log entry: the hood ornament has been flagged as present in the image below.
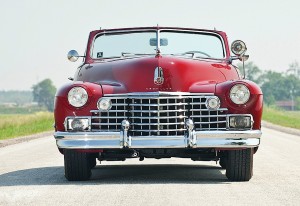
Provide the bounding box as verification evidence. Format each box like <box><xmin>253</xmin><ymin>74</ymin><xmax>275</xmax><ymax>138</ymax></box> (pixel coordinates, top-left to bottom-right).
<box><xmin>154</xmin><ymin>67</ymin><xmax>164</xmax><ymax>85</ymax></box>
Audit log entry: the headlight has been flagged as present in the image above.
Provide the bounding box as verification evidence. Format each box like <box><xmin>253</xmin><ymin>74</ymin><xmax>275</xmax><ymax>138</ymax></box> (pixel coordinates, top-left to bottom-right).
<box><xmin>206</xmin><ymin>96</ymin><xmax>220</xmax><ymax>110</ymax></box>
<box><xmin>97</xmin><ymin>98</ymin><xmax>112</xmax><ymax>111</ymax></box>
<box><xmin>230</xmin><ymin>84</ymin><xmax>250</xmax><ymax>104</ymax></box>
<box><xmin>68</xmin><ymin>87</ymin><xmax>88</xmax><ymax>107</ymax></box>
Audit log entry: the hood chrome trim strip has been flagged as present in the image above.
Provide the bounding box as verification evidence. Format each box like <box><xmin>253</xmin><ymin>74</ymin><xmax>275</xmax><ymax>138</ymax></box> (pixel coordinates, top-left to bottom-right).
<box><xmin>104</xmin><ymin>92</ymin><xmax>214</xmax><ymax>97</ymax></box>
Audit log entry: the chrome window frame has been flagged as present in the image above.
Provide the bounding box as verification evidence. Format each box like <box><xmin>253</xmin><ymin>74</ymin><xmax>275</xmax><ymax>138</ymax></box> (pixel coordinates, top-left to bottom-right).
<box><xmin>89</xmin><ymin>29</ymin><xmax>227</xmax><ymax>60</ymax></box>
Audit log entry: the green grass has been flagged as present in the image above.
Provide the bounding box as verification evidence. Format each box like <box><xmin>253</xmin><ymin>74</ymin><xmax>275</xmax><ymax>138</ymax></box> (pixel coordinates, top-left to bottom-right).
<box><xmin>263</xmin><ymin>106</ymin><xmax>300</xmax><ymax>129</ymax></box>
<box><xmin>0</xmin><ymin>105</ymin><xmax>43</xmax><ymax>114</ymax></box>
<box><xmin>0</xmin><ymin>112</ymin><xmax>54</xmax><ymax>140</ymax></box>
<box><xmin>1</xmin><ymin>107</ymin><xmax>299</xmax><ymax>140</ymax></box>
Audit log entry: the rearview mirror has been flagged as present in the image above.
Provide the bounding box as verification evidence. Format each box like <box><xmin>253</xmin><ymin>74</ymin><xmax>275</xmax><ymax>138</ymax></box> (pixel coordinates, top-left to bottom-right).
<box><xmin>149</xmin><ymin>38</ymin><xmax>168</xmax><ymax>46</ymax></box>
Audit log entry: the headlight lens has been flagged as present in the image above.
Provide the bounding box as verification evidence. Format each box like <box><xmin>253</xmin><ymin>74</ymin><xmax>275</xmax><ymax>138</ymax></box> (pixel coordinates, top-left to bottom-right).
<box><xmin>230</xmin><ymin>84</ymin><xmax>250</xmax><ymax>104</ymax></box>
<box><xmin>229</xmin><ymin>115</ymin><xmax>252</xmax><ymax>129</ymax></box>
<box><xmin>67</xmin><ymin>118</ymin><xmax>90</xmax><ymax>131</ymax></box>
<box><xmin>97</xmin><ymin>98</ymin><xmax>112</xmax><ymax>111</ymax></box>
<box><xmin>68</xmin><ymin>87</ymin><xmax>88</xmax><ymax>107</ymax></box>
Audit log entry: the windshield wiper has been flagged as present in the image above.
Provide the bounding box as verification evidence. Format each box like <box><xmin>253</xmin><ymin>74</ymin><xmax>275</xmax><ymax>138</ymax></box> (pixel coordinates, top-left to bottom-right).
<box><xmin>171</xmin><ymin>51</ymin><xmax>211</xmax><ymax>58</ymax></box>
<box><xmin>169</xmin><ymin>53</ymin><xmax>224</xmax><ymax>62</ymax></box>
<box><xmin>121</xmin><ymin>52</ymin><xmax>155</xmax><ymax>57</ymax></box>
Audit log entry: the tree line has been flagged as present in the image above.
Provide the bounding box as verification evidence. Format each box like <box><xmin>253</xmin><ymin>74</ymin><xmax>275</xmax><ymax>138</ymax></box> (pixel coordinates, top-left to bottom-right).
<box><xmin>3</xmin><ymin>61</ymin><xmax>300</xmax><ymax>113</ymax></box>
<box><xmin>0</xmin><ymin>91</ymin><xmax>33</xmax><ymax>105</ymax></box>
<box><xmin>32</xmin><ymin>79</ymin><xmax>56</xmax><ymax>112</ymax></box>
<box><xmin>242</xmin><ymin>61</ymin><xmax>300</xmax><ymax>109</ymax></box>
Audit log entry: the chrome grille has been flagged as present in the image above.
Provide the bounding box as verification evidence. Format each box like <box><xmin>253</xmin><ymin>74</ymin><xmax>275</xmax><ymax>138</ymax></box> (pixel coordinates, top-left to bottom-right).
<box><xmin>91</xmin><ymin>93</ymin><xmax>228</xmax><ymax>136</ymax></box>
<box><xmin>129</xmin><ymin>97</ymin><xmax>188</xmax><ymax>136</ymax></box>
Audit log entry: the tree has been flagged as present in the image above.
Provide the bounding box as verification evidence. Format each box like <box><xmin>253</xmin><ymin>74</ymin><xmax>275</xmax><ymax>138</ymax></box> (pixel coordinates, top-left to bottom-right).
<box><xmin>260</xmin><ymin>71</ymin><xmax>300</xmax><ymax>105</ymax></box>
<box><xmin>296</xmin><ymin>97</ymin><xmax>300</xmax><ymax>110</ymax></box>
<box><xmin>287</xmin><ymin>61</ymin><xmax>300</xmax><ymax>79</ymax></box>
<box><xmin>244</xmin><ymin>62</ymin><xmax>262</xmax><ymax>83</ymax></box>
<box><xmin>32</xmin><ymin>79</ymin><xmax>56</xmax><ymax>111</ymax></box>
<box><xmin>238</xmin><ymin>61</ymin><xmax>300</xmax><ymax>109</ymax></box>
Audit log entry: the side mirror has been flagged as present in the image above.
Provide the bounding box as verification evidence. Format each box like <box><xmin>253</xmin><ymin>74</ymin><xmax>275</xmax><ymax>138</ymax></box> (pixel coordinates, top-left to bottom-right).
<box><xmin>67</xmin><ymin>50</ymin><xmax>80</xmax><ymax>62</ymax></box>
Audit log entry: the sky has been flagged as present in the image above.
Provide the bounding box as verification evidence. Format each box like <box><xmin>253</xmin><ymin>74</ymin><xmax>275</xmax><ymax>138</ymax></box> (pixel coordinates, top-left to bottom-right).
<box><xmin>0</xmin><ymin>0</ymin><xmax>299</xmax><ymax>90</ymax></box>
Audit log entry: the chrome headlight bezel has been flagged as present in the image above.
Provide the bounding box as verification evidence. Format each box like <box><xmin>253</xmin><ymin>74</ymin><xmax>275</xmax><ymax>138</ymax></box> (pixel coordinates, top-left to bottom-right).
<box><xmin>67</xmin><ymin>87</ymin><xmax>88</xmax><ymax>108</ymax></box>
<box><xmin>229</xmin><ymin>84</ymin><xmax>250</xmax><ymax>105</ymax></box>
<box><xmin>64</xmin><ymin>116</ymin><xmax>91</xmax><ymax>131</ymax></box>
<box><xmin>227</xmin><ymin>114</ymin><xmax>253</xmax><ymax>130</ymax></box>
<box><xmin>231</xmin><ymin>40</ymin><xmax>247</xmax><ymax>55</ymax></box>
<box><xmin>206</xmin><ymin>96</ymin><xmax>220</xmax><ymax>110</ymax></box>
<box><xmin>97</xmin><ymin>97</ymin><xmax>112</xmax><ymax>111</ymax></box>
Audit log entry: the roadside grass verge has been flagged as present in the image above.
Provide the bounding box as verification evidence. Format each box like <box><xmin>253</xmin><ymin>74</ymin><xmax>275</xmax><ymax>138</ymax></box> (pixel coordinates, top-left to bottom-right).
<box><xmin>263</xmin><ymin>106</ymin><xmax>300</xmax><ymax>130</ymax></box>
<box><xmin>1</xmin><ymin>107</ymin><xmax>299</xmax><ymax>140</ymax></box>
<box><xmin>0</xmin><ymin>112</ymin><xmax>54</xmax><ymax>140</ymax></box>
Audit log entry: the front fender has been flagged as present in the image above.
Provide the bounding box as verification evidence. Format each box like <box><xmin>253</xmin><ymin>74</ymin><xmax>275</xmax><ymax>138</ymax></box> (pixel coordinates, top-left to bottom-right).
<box><xmin>54</xmin><ymin>82</ymin><xmax>103</xmax><ymax>131</ymax></box>
<box><xmin>216</xmin><ymin>80</ymin><xmax>263</xmax><ymax>130</ymax></box>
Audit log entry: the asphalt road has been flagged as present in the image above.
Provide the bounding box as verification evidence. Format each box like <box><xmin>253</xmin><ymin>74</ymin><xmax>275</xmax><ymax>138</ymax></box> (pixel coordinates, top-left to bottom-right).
<box><xmin>0</xmin><ymin>127</ymin><xmax>300</xmax><ymax>206</ymax></box>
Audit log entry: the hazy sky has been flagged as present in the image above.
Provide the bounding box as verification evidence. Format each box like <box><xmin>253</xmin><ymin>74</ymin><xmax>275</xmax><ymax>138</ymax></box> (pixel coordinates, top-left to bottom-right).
<box><xmin>0</xmin><ymin>0</ymin><xmax>299</xmax><ymax>90</ymax></box>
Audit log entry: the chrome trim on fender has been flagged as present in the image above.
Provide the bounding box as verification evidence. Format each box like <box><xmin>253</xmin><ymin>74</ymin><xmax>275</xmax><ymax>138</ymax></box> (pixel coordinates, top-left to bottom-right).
<box><xmin>195</xmin><ymin>130</ymin><xmax>261</xmax><ymax>139</ymax></box>
<box><xmin>104</xmin><ymin>92</ymin><xmax>214</xmax><ymax>97</ymax></box>
<box><xmin>196</xmin><ymin>138</ymin><xmax>260</xmax><ymax>148</ymax></box>
<box><xmin>55</xmin><ymin>131</ymin><xmax>119</xmax><ymax>139</ymax></box>
<box><xmin>55</xmin><ymin>131</ymin><xmax>120</xmax><ymax>149</ymax></box>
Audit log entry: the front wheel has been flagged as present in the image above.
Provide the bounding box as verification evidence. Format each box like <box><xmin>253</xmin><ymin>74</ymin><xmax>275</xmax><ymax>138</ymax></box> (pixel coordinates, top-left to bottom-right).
<box><xmin>64</xmin><ymin>149</ymin><xmax>92</xmax><ymax>181</ymax></box>
<box><xmin>89</xmin><ymin>157</ymin><xmax>97</xmax><ymax>169</ymax></box>
<box><xmin>226</xmin><ymin>148</ymin><xmax>253</xmax><ymax>181</ymax></box>
<box><xmin>219</xmin><ymin>157</ymin><xmax>227</xmax><ymax>169</ymax></box>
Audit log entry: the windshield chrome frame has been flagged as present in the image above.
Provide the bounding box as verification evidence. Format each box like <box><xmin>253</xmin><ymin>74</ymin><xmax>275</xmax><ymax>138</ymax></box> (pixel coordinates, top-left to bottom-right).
<box><xmin>90</xmin><ymin>29</ymin><xmax>227</xmax><ymax>60</ymax></box>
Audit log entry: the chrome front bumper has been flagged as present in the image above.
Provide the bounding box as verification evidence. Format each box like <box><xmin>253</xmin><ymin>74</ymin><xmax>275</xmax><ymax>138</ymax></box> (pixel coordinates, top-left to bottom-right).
<box><xmin>54</xmin><ymin>130</ymin><xmax>261</xmax><ymax>149</ymax></box>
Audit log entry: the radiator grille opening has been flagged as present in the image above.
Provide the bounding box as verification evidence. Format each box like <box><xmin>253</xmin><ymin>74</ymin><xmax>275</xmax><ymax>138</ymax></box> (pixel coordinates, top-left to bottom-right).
<box><xmin>91</xmin><ymin>93</ymin><xmax>227</xmax><ymax>136</ymax></box>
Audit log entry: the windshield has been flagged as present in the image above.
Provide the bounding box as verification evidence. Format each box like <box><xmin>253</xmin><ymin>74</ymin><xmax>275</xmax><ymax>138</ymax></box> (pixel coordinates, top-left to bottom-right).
<box><xmin>91</xmin><ymin>30</ymin><xmax>225</xmax><ymax>59</ymax></box>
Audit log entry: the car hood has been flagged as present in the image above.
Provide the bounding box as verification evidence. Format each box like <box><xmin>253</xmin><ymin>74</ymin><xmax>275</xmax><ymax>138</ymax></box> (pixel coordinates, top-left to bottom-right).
<box><xmin>77</xmin><ymin>55</ymin><xmax>237</xmax><ymax>94</ymax></box>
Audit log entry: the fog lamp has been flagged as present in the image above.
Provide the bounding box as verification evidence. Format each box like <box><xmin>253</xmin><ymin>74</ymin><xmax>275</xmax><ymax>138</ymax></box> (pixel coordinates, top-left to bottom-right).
<box><xmin>97</xmin><ymin>98</ymin><xmax>112</xmax><ymax>111</ymax></box>
<box><xmin>206</xmin><ymin>96</ymin><xmax>220</xmax><ymax>110</ymax></box>
<box><xmin>229</xmin><ymin>116</ymin><xmax>252</xmax><ymax>129</ymax></box>
<box><xmin>231</xmin><ymin>40</ymin><xmax>247</xmax><ymax>55</ymax></box>
<box><xmin>67</xmin><ymin>118</ymin><xmax>89</xmax><ymax>131</ymax></box>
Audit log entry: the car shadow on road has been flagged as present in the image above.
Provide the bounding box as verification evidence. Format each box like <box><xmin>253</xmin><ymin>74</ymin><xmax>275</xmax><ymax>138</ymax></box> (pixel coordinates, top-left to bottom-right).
<box><xmin>0</xmin><ymin>164</ymin><xmax>229</xmax><ymax>186</ymax></box>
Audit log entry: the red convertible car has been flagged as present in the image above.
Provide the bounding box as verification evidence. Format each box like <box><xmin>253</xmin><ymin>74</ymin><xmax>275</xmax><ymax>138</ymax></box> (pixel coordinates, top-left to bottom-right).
<box><xmin>54</xmin><ymin>27</ymin><xmax>263</xmax><ymax>181</ymax></box>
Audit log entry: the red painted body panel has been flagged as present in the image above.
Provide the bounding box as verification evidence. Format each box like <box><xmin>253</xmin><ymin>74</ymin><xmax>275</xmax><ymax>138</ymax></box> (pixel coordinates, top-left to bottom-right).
<box><xmin>75</xmin><ymin>56</ymin><xmax>239</xmax><ymax>93</ymax></box>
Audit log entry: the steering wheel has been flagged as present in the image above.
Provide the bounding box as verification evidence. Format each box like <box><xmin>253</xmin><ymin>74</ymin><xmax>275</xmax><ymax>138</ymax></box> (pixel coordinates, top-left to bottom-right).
<box><xmin>184</xmin><ymin>51</ymin><xmax>211</xmax><ymax>58</ymax></box>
